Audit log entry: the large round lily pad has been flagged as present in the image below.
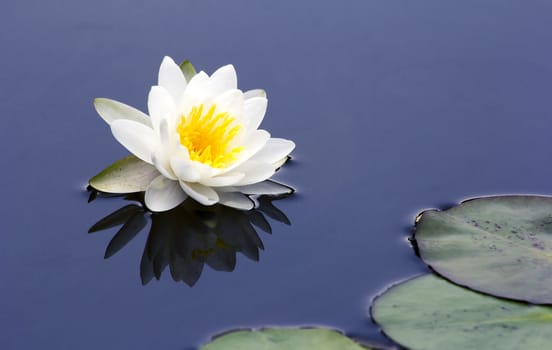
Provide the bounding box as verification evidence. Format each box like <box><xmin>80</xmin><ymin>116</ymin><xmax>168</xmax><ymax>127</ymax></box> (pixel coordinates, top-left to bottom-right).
<box><xmin>199</xmin><ymin>328</ymin><xmax>373</xmax><ymax>350</ymax></box>
<box><xmin>414</xmin><ymin>195</ymin><xmax>552</xmax><ymax>303</ymax></box>
<box><xmin>372</xmin><ymin>274</ymin><xmax>552</xmax><ymax>350</ymax></box>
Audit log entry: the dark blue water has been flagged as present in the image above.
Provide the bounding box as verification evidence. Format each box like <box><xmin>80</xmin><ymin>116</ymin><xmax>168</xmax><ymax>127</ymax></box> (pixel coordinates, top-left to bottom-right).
<box><xmin>2</xmin><ymin>1</ymin><xmax>552</xmax><ymax>348</ymax></box>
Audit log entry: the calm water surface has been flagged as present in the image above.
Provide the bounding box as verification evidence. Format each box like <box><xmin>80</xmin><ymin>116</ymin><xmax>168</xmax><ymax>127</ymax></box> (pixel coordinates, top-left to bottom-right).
<box><xmin>2</xmin><ymin>1</ymin><xmax>552</xmax><ymax>348</ymax></box>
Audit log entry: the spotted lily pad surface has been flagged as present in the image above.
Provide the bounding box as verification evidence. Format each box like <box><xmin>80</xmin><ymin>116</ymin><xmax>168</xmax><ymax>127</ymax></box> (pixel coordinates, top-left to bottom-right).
<box><xmin>89</xmin><ymin>155</ymin><xmax>159</xmax><ymax>193</ymax></box>
<box><xmin>199</xmin><ymin>328</ymin><xmax>372</xmax><ymax>350</ymax></box>
<box><xmin>414</xmin><ymin>195</ymin><xmax>552</xmax><ymax>303</ymax></box>
<box><xmin>372</xmin><ymin>274</ymin><xmax>552</xmax><ymax>350</ymax></box>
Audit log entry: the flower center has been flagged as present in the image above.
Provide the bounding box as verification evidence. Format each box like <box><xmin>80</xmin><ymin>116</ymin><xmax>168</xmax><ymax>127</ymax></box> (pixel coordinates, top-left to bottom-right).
<box><xmin>177</xmin><ymin>104</ymin><xmax>243</xmax><ymax>168</ymax></box>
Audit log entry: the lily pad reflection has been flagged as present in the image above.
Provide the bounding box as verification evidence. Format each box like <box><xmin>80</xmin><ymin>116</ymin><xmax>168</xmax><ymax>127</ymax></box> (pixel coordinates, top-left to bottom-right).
<box><xmin>88</xmin><ymin>193</ymin><xmax>292</xmax><ymax>286</ymax></box>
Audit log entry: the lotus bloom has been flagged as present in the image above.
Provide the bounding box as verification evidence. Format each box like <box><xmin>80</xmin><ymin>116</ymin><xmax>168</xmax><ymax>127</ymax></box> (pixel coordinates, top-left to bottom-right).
<box><xmin>94</xmin><ymin>56</ymin><xmax>295</xmax><ymax>212</ymax></box>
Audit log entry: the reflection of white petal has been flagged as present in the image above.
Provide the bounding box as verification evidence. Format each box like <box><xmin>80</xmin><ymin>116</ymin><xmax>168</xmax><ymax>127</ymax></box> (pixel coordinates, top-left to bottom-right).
<box><xmin>250</xmin><ymin>138</ymin><xmax>295</xmax><ymax>164</ymax></box>
<box><xmin>94</xmin><ymin>98</ymin><xmax>151</xmax><ymax>127</ymax></box>
<box><xmin>145</xmin><ymin>175</ymin><xmax>187</xmax><ymax>212</ymax></box>
<box><xmin>158</xmin><ymin>56</ymin><xmax>187</xmax><ymax>102</ymax></box>
<box><xmin>235</xmin><ymin>180</ymin><xmax>293</xmax><ymax>195</ymax></box>
<box><xmin>208</xmin><ymin>64</ymin><xmax>237</xmax><ymax>95</ymax></box>
<box><xmin>180</xmin><ymin>181</ymin><xmax>219</xmax><ymax>205</ymax></box>
<box><xmin>200</xmin><ymin>172</ymin><xmax>244</xmax><ymax>187</ymax></box>
<box><xmin>218</xmin><ymin>192</ymin><xmax>254</xmax><ymax>210</ymax></box>
<box><xmin>111</xmin><ymin>120</ymin><xmax>157</xmax><ymax>164</ymax></box>
<box><xmin>243</xmin><ymin>89</ymin><xmax>266</xmax><ymax>100</ymax></box>
<box><xmin>232</xmin><ymin>161</ymin><xmax>275</xmax><ymax>186</ymax></box>
<box><xmin>170</xmin><ymin>155</ymin><xmax>200</xmax><ymax>182</ymax></box>
<box><xmin>244</xmin><ymin>97</ymin><xmax>267</xmax><ymax>131</ymax></box>
<box><xmin>147</xmin><ymin>86</ymin><xmax>175</xmax><ymax>130</ymax></box>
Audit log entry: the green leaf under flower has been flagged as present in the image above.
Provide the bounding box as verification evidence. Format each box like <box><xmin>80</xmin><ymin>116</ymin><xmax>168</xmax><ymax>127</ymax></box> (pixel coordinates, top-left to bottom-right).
<box><xmin>89</xmin><ymin>155</ymin><xmax>159</xmax><ymax>193</ymax></box>
<box><xmin>179</xmin><ymin>59</ymin><xmax>197</xmax><ymax>81</ymax></box>
<box><xmin>199</xmin><ymin>328</ymin><xmax>375</xmax><ymax>350</ymax></box>
<box><xmin>413</xmin><ymin>195</ymin><xmax>552</xmax><ymax>304</ymax></box>
<box><xmin>371</xmin><ymin>274</ymin><xmax>552</xmax><ymax>350</ymax></box>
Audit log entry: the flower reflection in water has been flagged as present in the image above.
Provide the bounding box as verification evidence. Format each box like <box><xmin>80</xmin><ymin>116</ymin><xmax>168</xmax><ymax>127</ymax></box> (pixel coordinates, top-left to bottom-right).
<box><xmin>88</xmin><ymin>192</ymin><xmax>292</xmax><ymax>286</ymax></box>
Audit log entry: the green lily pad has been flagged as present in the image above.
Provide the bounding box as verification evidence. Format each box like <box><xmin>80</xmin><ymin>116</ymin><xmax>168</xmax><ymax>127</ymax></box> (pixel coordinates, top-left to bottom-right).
<box><xmin>89</xmin><ymin>155</ymin><xmax>159</xmax><ymax>193</ymax></box>
<box><xmin>413</xmin><ymin>195</ymin><xmax>552</xmax><ymax>304</ymax></box>
<box><xmin>372</xmin><ymin>274</ymin><xmax>552</xmax><ymax>350</ymax></box>
<box><xmin>199</xmin><ymin>328</ymin><xmax>373</xmax><ymax>350</ymax></box>
<box><xmin>179</xmin><ymin>60</ymin><xmax>197</xmax><ymax>82</ymax></box>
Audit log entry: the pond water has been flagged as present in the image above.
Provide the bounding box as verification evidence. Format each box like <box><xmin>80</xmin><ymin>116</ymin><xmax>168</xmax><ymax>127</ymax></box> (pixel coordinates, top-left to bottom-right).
<box><xmin>2</xmin><ymin>1</ymin><xmax>552</xmax><ymax>349</ymax></box>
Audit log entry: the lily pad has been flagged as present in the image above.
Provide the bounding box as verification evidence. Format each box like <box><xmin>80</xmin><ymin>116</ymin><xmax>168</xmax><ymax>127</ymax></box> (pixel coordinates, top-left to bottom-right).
<box><xmin>413</xmin><ymin>195</ymin><xmax>552</xmax><ymax>304</ymax></box>
<box><xmin>89</xmin><ymin>155</ymin><xmax>159</xmax><ymax>193</ymax></box>
<box><xmin>371</xmin><ymin>274</ymin><xmax>552</xmax><ymax>350</ymax></box>
<box><xmin>199</xmin><ymin>328</ymin><xmax>373</xmax><ymax>350</ymax></box>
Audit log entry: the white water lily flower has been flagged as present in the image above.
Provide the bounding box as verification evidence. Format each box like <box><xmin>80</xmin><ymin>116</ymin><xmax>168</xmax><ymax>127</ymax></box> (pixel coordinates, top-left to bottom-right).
<box><xmin>94</xmin><ymin>56</ymin><xmax>295</xmax><ymax>212</ymax></box>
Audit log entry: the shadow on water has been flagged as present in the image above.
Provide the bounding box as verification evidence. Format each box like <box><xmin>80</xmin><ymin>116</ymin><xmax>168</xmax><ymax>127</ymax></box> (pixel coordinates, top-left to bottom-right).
<box><xmin>88</xmin><ymin>192</ymin><xmax>292</xmax><ymax>287</ymax></box>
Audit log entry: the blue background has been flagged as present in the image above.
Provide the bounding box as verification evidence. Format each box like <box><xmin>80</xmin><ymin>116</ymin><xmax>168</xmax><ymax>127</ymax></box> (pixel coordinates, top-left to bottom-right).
<box><xmin>2</xmin><ymin>1</ymin><xmax>552</xmax><ymax>348</ymax></box>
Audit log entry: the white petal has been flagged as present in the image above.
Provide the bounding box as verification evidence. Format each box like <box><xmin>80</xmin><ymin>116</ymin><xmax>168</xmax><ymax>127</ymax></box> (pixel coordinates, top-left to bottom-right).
<box><xmin>232</xmin><ymin>161</ymin><xmax>276</xmax><ymax>186</ymax></box>
<box><xmin>158</xmin><ymin>56</ymin><xmax>187</xmax><ymax>101</ymax></box>
<box><xmin>179</xmin><ymin>181</ymin><xmax>219</xmax><ymax>206</ymax></box>
<box><xmin>170</xmin><ymin>154</ymin><xmax>201</xmax><ymax>182</ymax></box>
<box><xmin>244</xmin><ymin>97</ymin><xmax>267</xmax><ymax>131</ymax></box>
<box><xmin>235</xmin><ymin>180</ymin><xmax>293</xmax><ymax>195</ymax></box>
<box><xmin>218</xmin><ymin>192</ymin><xmax>254</xmax><ymax>210</ymax></box>
<box><xmin>216</xmin><ymin>129</ymin><xmax>270</xmax><ymax>175</ymax></box>
<box><xmin>150</xmin><ymin>119</ymin><xmax>178</xmax><ymax>180</ymax></box>
<box><xmin>200</xmin><ymin>172</ymin><xmax>245</xmax><ymax>187</ymax></box>
<box><xmin>208</xmin><ymin>64</ymin><xmax>237</xmax><ymax>95</ymax></box>
<box><xmin>145</xmin><ymin>175</ymin><xmax>187</xmax><ymax>212</ymax></box>
<box><xmin>152</xmin><ymin>151</ymin><xmax>177</xmax><ymax>180</ymax></box>
<box><xmin>111</xmin><ymin>120</ymin><xmax>157</xmax><ymax>164</ymax></box>
<box><xmin>213</xmin><ymin>89</ymin><xmax>244</xmax><ymax>119</ymax></box>
<box><xmin>147</xmin><ymin>86</ymin><xmax>175</xmax><ymax>130</ymax></box>
<box><xmin>243</xmin><ymin>89</ymin><xmax>266</xmax><ymax>100</ymax></box>
<box><xmin>94</xmin><ymin>98</ymin><xmax>151</xmax><ymax>127</ymax></box>
<box><xmin>272</xmin><ymin>156</ymin><xmax>289</xmax><ymax>169</ymax></box>
<box><xmin>183</xmin><ymin>71</ymin><xmax>210</xmax><ymax>101</ymax></box>
<box><xmin>250</xmin><ymin>138</ymin><xmax>295</xmax><ymax>164</ymax></box>
<box><xmin>191</xmin><ymin>160</ymin><xmax>218</xmax><ymax>179</ymax></box>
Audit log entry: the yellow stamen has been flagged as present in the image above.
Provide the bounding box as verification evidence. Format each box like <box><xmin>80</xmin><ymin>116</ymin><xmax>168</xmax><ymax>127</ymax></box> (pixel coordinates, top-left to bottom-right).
<box><xmin>176</xmin><ymin>104</ymin><xmax>244</xmax><ymax>168</ymax></box>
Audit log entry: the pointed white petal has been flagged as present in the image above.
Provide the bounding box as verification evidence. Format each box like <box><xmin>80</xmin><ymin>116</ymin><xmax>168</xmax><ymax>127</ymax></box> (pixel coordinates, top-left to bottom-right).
<box><xmin>250</xmin><ymin>138</ymin><xmax>295</xmax><ymax>164</ymax></box>
<box><xmin>179</xmin><ymin>181</ymin><xmax>219</xmax><ymax>206</ymax></box>
<box><xmin>243</xmin><ymin>89</ymin><xmax>266</xmax><ymax>100</ymax></box>
<box><xmin>200</xmin><ymin>172</ymin><xmax>245</xmax><ymax>187</ymax></box>
<box><xmin>184</xmin><ymin>71</ymin><xmax>209</xmax><ymax>99</ymax></box>
<box><xmin>272</xmin><ymin>156</ymin><xmax>289</xmax><ymax>169</ymax></box>
<box><xmin>170</xmin><ymin>155</ymin><xmax>201</xmax><ymax>182</ymax></box>
<box><xmin>158</xmin><ymin>56</ymin><xmax>187</xmax><ymax>102</ymax></box>
<box><xmin>145</xmin><ymin>175</ymin><xmax>187</xmax><ymax>212</ymax></box>
<box><xmin>213</xmin><ymin>89</ymin><xmax>244</xmax><ymax>118</ymax></box>
<box><xmin>94</xmin><ymin>98</ymin><xmax>151</xmax><ymax>127</ymax></box>
<box><xmin>218</xmin><ymin>192</ymin><xmax>254</xmax><ymax>210</ymax></box>
<box><xmin>111</xmin><ymin>120</ymin><xmax>157</xmax><ymax>164</ymax></box>
<box><xmin>215</xmin><ymin>129</ymin><xmax>270</xmax><ymax>175</ymax></box>
<box><xmin>244</xmin><ymin>97</ymin><xmax>267</xmax><ymax>131</ymax></box>
<box><xmin>232</xmin><ymin>161</ymin><xmax>276</xmax><ymax>186</ymax></box>
<box><xmin>235</xmin><ymin>180</ymin><xmax>293</xmax><ymax>195</ymax></box>
<box><xmin>152</xmin><ymin>151</ymin><xmax>177</xmax><ymax>180</ymax></box>
<box><xmin>147</xmin><ymin>86</ymin><xmax>175</xmax><ymax>130</ymax></box>
<box><xmin>191</xmin><ymin>160</ymin><xmax>218</xmax><ymax>179</ymax></box>
<box><xmin>208</xmin><ymin>64</ymin><xmax>237</xmax><ymax>95</ymax></box>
